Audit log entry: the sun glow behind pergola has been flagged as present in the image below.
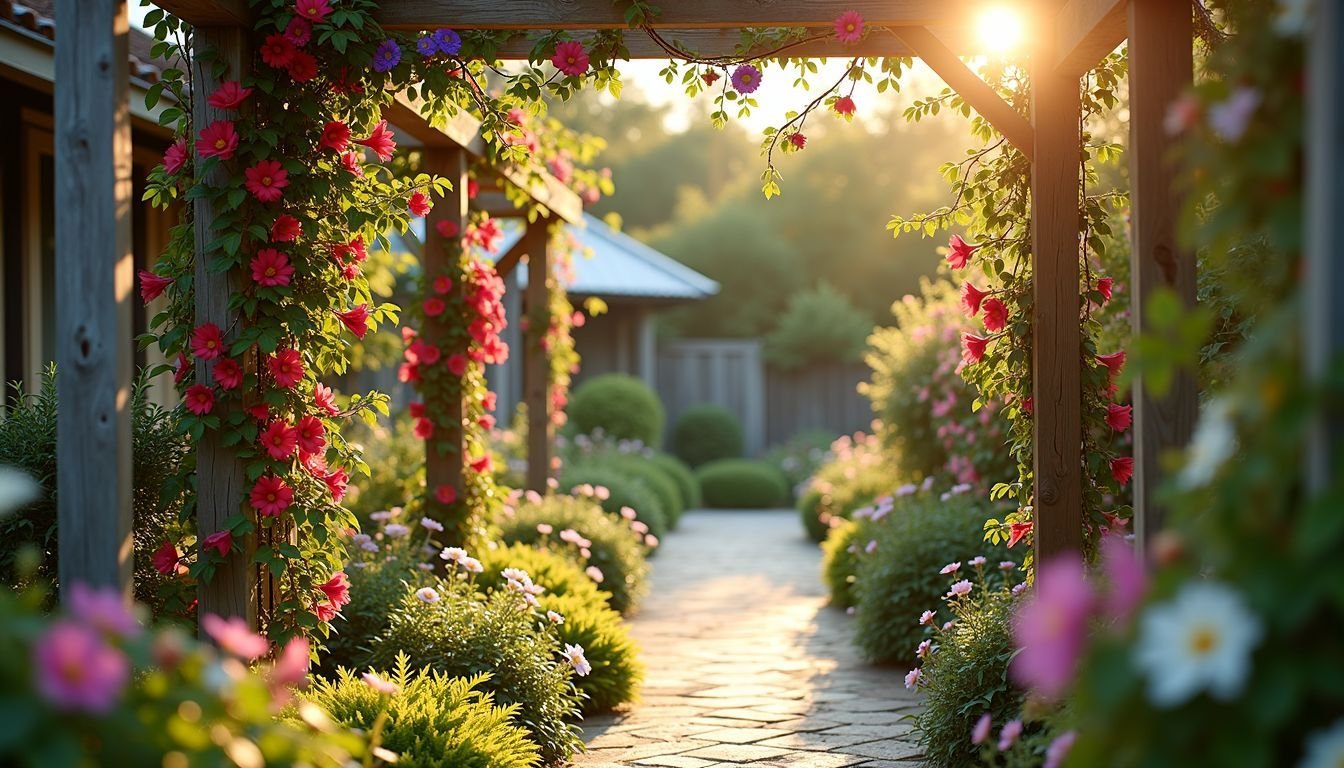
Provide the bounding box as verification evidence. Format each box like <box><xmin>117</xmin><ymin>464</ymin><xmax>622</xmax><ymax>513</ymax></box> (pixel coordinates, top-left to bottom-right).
<box><xmin>977</xmin><ymin>6</ymin><xmax>1027</xmax><ymax>54</ymax></box>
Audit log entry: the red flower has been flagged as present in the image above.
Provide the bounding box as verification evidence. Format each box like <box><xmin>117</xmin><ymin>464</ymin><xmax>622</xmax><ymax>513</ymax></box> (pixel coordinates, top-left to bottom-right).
<box><xmin>295</xmin><ymin>0</ymin><xmax>332</xmax><ymax>23</ymax></box>
<box><xmin>470</xmin><ymin>455</ymin><xmax>492</xmax><ymax>474</ymax></box>
<box><xmin>834</xmin><ymin>10</ymin><xmax>864</xmax><ymax>43</ymax></box>
<box><xmin>1097</xmin><ymin>277</ymin><xmax>1114</xmax><ymax>304</ymax></box>
<box><xmin>961</xmin><ymin>282</ymin><xmax>989</xmax><ymax>316</ymax></box>
<box><xmin>314</xmin><ymin>383</ymin><xmax>340</xmax><ymax>415</ymax></box>
<box><xmin>479</xmin><ymin>414</ymin><xmax>496</xmax><ymax>430</ymax></box>
<box><xmin>962</xmin><ymin>333</ymin><xmax>990</xmax><ymax>363</ymax></box>
<box><xmin>260</xmin><ymin>33</ymin><xmax>296</xmax><ymax>68</ymax></box>
<box><xmin>701</xmin><ymin>70</ymin><xmax>720</xmax><ymax>86</ymax></box>
<box><xmin>467</xmin><ymin>179</ymin><xmax>479</xmax><ymax>199</ymax></box>
<box><xmin>319</xmin><ymin>121</ymin><xmax>351</xmax><ymax>152</ymax></box>
<box><xmin>213</xmin><ymin>357</ymin><xmax>243</xmax><ymax>390</ymax></box>
<box><xmin>271</xmin><ymin>214</ymin><xmax>302</xmax><ymax>242</ymax></box>
<box><xmin>482</xmin><ymin>391</ymin><xmax>497</xmax><ymax>412</ymax></box>
<box><xmin>340</xmin><ymin>151</ymin><xmax>364</xmax><ymax>177</ymax></box>
<box><xmin>408</xmin><ymin>190</ymin><xmax>432</xmax><ymax>217</ymax></box>
<box><xmin>551</xmin><ymin>40</ymin><xmax>590</xmax><ymax>77</ymax></box>
<box><xmin>833</xmin><ymin>96</ymin><xmax>857</xmax><ymax>117</ymax></box>
<box><xmin>336</xmin><ymin>304</ymin><xmax>370</xmax><ymax>339</ymax></box>
<box><xmin>1111</xmin><ymin>456</ymin><xmax>1134</xmax><ymax>485</ymax></box>
<box><xmin>260</xmin><ymin>419</ymin><xmax>299</xmax><ymax>460</ymax></box>
<box><xmin>245</xmin><ymin>160</ymin><xmax>289</xmax><ymax>203</ymax></box>
<box><xmin>324</xmin><ymin>467</ymin><xmax>349</xmax><ymax>502</ymax></box>
<box><xmin>197</xmin><ymin>120</ymin><xmax>239</xmax><ymax>160</ymax></box>
<box><xmin>947</xmin><ymin>234</ymin><xmax>977</xmax><ymax>269</ymax></box>
<box><xmin>184</xmin><ymin>384</ymin><xmax>215</xmax><ymax>416</ymax></box>
<box><xmin>409</xmin><ymin>402</ymin><xmax>425</xmax><ymax>419</ymax></box>
<box><xmin>354</xmin><ymin>120</ymin><xmax>397</xmax><ymax>162</ymax></box>
<box><xmin>139</xmin><ymin>270</ymin><xmax>172</xmax><ymax>303</ymax></box>
<box><xmin>435</xmin><ymin>220</ymin><xmax>460</xmax><ymax>238</ymax></box>
<box><xmin>174</xmin><ymin>352</ymin><xmax>191</xmax><ymax>385</ymax></box>
<box><xmin>313</xmin><ymin>603</ymin><xmax>337</xmax><ymax>622</ymax></box>
<box><xmin>446</xmin><ymin>354</ymin><xmax>468</xmax><ymax>377</ymax></box>
<box><xmin>248</xmin><ymin>403</ymin><xmax>270</xmax><ymax>421</ymax></box>
<box><xmin>435</xmin><ymin>484</ymin><xmax>457</xmax><ymax>504</ymax></box>
<box><xmin>151</xmin><ymin>540</ymin><xmax>180</xmax><ymax>575</ymax></box>
<box><xmin>207</xmin><ymin>81</ymin><xmax>253</xmax><ymax>110</ymax></box>
<box><xmin>1096</xmin><ymin>350</ymin><xmax>1126</xmax><ymax>379</ymax></box>
<box><xmin>202</xmin><ymin>530</ymin><xmax>233</xmax><ymax>557</ymax></box>
<box><xmin>423</xmin><ymin>296</ymin><xmax>446</xmax><ymax>318</ymax></box>
<box><xmin>1006</xmin><ymin>521</ymin><xmax>1033</xmax><ymax>548</ymax></box>
<box><xmin>250</xmin><ymin>474</ymin><xmax>293</xmax><ymax>517</ymax></box>
<box><xmin>1022</xmin><ymin>395</ymin><xmax>1034</xmax><ymax>416</ymax></box>
<box><xmin>788</xmin><ymin>132</ymin><xmax>807</xmax><ymax>149</ymax></box>
<box><xmin>982</xmin><ymin>298</ymin><xmax>1008</xmax><ymax>332</ymax></box>
<box><xmin>317</xmin><ymin>571</ymin><xmax>350</xmax><ymax>608</ymax></box>
<box><xmin>1106</xmin><ymin>403</ymin><xmax>1133</xmax><ymax>431</ymax></box>
<box><xmin>296</xmin><ymin>415</ymin><xmax>326</xmax><ymax>456</ymax></box>
<box><xmin>286</xmin><ymin>51</ymin><xmax>318</xmax><ymax>83</ymax></box>
<box><xmin>413</xmin><ymin>416</ymin><xmax>433</xmax><ymax>440</ymax></box>
<box><xmin>284</xmin><ymin>17</ymin><xmax>312</xmax><ymax>47</ymax></box>
<box><xmin>192</xmin><ymin>323</ymin><xmax>225</xmax><ymax>360</ymax></box>
<box><xmin>250</xmin><ymin>248</ymin><xmax>294</xmax><ymax>287</ymax></box>
<box><xmin>163</xmin><ymin>138</ymin><xmax>188</xmax><ymax>175</ymax></box>
<box><xmin>433</xmin><ymin>276</ymin><xmax>453</xmax><ymax>294</ymax></box>
<box><xmin>268</xmin><ymin>349</ymin><xmax>305</xmax><ymax>389</ymax></box>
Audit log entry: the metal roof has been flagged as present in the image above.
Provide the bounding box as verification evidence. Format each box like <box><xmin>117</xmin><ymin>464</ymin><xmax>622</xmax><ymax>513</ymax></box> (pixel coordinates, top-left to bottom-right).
<box><xmin>488</xmin><ymin>214</ymin><xmax>719</xmax><ymax>303</ymax></box>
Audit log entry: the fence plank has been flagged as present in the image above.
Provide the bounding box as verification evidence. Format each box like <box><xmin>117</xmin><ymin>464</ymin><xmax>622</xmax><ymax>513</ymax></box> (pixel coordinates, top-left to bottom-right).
<box><xmin>54</xmin><ymin>0</ymin><xmax>133</xmax><ymax>598</ymax></box>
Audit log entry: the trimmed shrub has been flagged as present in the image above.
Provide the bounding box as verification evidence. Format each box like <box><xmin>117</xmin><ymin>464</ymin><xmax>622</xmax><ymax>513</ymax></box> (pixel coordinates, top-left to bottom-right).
<box><xmin>477</xmin><ymin>542</ymin><xmax>608</xmax><ymax>603</ymax></box>
<box><xmin>763</xmin><ymin>283</ymin><xmax>873</xmax><ymax>370</ymax></box>
<box><xmin>821</xmin><ymin>518</ymin><xmax>863</xmax><ymax>609</ymax></box>
<box><xmin>671</xmin><ymin>404</ymin><xmax>744</xmax><ymax>468</ymax></box>
<box><xmin>796</xmin><ymin>432</ymin><xmax>901</xmax><ymax>542</ymax></box>
<box><xmin>544</xmin><ymin>591</ymin><xmax>644</xmax><ymax>713</ymax></box>
<box><xmin>303</xmin><ymin>655</ymin><xmax>542</xmax><ymax>768</ymax></box>
<box><xmin>764</xmin><ymin>430</ymin><xmax>836</xmax><ymax>502</ymax></box>
<box><xmin>851</xmin><ymin>490</ymin><xmax>1016</xmax><ymax>665</ymax></box>
<box><xmin>322</xmin><ymin>552</ymin><xmax>427</xmax><ymax>674</ymax></box>
<box><xmin>649</xmin><ymin>453</ymin><xmax>701</xmax><ymax>510</ymax></box>
<box><xmin>598</xmin><ymin>455</ymin><xmax>684</xmax><ymax>527</ymax></box>
<box><xmin>695</xmin><ymin>459</ymin><xmax>788</xmax><ymax>509</ymax></box>
<box><xmin>369</xmin><ymin>585</ymin><xmax>583</xmax><ymax>765</ymax></box>
<box><xmin>567</xmin><ymin>374</ymin><xmax>665</xmax><ymax>446</ymax></box>
<box><xmin>559</xmin><ymin>464</ymin><xmax>668</xmax><ymax>540</ymax></box>
<box><xmin>496</xmin><ymin>495</ymin><xmax>649</xmax><ymax>614</ymax></box>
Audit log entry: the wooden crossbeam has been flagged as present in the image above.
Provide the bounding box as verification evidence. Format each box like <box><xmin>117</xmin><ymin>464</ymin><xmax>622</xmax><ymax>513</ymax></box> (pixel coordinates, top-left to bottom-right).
<box><xmin>375</xmin><ymin>1</ymin><xmax>975</xmax><ymax>30</ymax></box>
<box><xmin>151</xmin><ymin>0</ymin><xmax>249</xmax><ymax>26</ymax></box>
<box><xmin>893</xmin><ymin>27</ymin><xmax>1034</xmax><ymax>159</ymax></box>
<box><xmin>488</xmin><ymin>28</ymin><xmax>921</xmax><ymax>59</ymax></box>
<box><xmin>1054</xmin><ymin>0</ymin><xmax>1128</xmax><ymax>78</ymax></box>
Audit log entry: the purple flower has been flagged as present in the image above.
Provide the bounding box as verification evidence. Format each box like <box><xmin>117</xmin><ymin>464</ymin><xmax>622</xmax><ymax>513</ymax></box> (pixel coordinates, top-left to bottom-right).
<box><xmin>1043</xmin><ymin>731</ymin><xmax>1078</xmax><ymax>768</ymax></box>
<box><xmin>433</xmin><ymin>28</ymin><xmax>462</xmax><ymax>56</ymax></box>
<box><xmin>416</xmin><ymin>35</ymin><xmax>438</xmax><ymax>57</ymax></box>
<box><xmin>730</xmin><ymin>64</ymin><xmax>761</xmax><ymax>94</ymax></box>
<box><xmin>372</xmin><ymin>39</ymin><xmax>401</xmax><ymax>72</ymax></box>
<box><xmin>33</xmin><ymin>620</ymin><xmax>130</xmax><ymax>713</ymax></box>
<box><xmin>69</xmin><ymin>582</ymin><xmax>141</xmax><ymax>638</ymax></box>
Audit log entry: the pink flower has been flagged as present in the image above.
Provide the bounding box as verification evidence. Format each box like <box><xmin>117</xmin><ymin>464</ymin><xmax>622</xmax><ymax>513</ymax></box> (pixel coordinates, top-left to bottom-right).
<box><xmin>318</xmin><ymin>572</ymin><xmax>351</xmax><ymax>609</ymax></box>
<box><xmin>433</xmin><ymin>275</ymin><xmax>453</xmax><ymax>294</ymax></box>
<box><xmin>251</xmin><ymin>474</ymin><xmax>294</xmax><ymax>517</ymax></box>
<box><xmin>947</xmin><ymin>234</ymin><xmax>977</xmax><ymax>269</ymax></box>
<box><xmin>834</xmin><ymin>10</ymin><xmax>864</xmax><ymax>43</ymax></box>
<box><xmin>833</xmin><ymin>95</ymin><xmax>857</xmax><ymax>117</ymax></box>
<box><xmin>320</xmin><ymin>121</ymin><xmax>351</xmax><ymax>152</ymax></box>
<box><xmin>163</xmin><ymin>138</ymin><xmax>188</xmax><ymax>175</ymax></box>
<box><xmin>731</xmin><ymin>64</ymin><xmax>761</xmax><ymax>94</ymax></box>
<box><xmin>423</xmin><ymin>296</ymin><xmax>446</xmax><ymax>318</ymax></box>
<box><xmin>1111</xmin><ymin>455</ymin><xmax>1134</xmax><ymax>485</ymax></box>
<box><xmin>336</xmin><ymin>304</ymin><xmax>370</xmax><ymax>339</ymax></box>
<box><xmin>191</xmin><ymin>323</ymin><xmax>225</xmax><ymax>360</ymax></box>
<box><xmin>1097</xmin><ymin>276</ymin><xmax>1114</xmax><ymax>303</ymax></box>
<box><xmin>341</xmin><ymin>151</ymin><xmax>364</xmax><ymax>177</ymax></box>
<box><xmin>354</xmin><ymin>120</ymin><xmax>397</xmax><ymax>162</ymax></box>
<box><xmin>251</xmin><ymin>248</ymin><xmax>294</xmax><ymax>287</ymax></box>
<box><xmin>207</xmin><ymin>81</ymin><xmax>253</xmax><ymax>110</ymax></box>
<box><xmin>551</xmin><ymin>41</ymin><xmax>589</xmax><ymax>77</ymax></box>
<box><xmin>268</xmin><ymin>349</ymin><xmax>304</xmax><ymax>389</ymax></box>
<box><xmin>362</xmin><ymin>671</ymin><xmax>399</xmax><ymax>695</ymax></box>
<box><xmin>197</xmin><ymin>120</ymin><xmax>238</xmax><ymax>160</ymax></box>
<box><xmin>1096</xmin><ymin>350</ymin><xmax>1126</xmax><ymax>378</ymax></box>
<box><xmin>962</xmin><ymin>333</ymin><xmax>990</xmax><ymax>363</ymax></box>
<box><xmin>447</xmin><ymin>354</ymin><xmax>468</xmax><ymax>377</ymax></box>
<box><xmin>260</xmin><ymin>419</ymin><xmax>299</xmax><ymax>460</ymax></box>
<box><xmin>1012</xmin><ymin>553</ymin><xmax>1094</xmax><ymax>698</ymax></box>
<box><xmin>998</xmin><ymin>719</ymin><xmax>1023</xmax><ymax>751</ymax></box>
<box><xmin>904</xmin><ymin>667</ymin><xmax>922</xmax><ymax>689</ymax></box>
<box><xmin>435</xmin><ymin>484</ymin><xmax>457</xmax><ymax>504</ymax></box>
<box><xmin>202</xmin><ymin>614</ymin><xmax>268</xmax><ymax>659</ymax></box>
<box><xmin>293</xmin><ymin>415</ymin><xmax>325</xmax><ymax>458</ymax></box>
<box><xmin>413</xmin><ymin>416</ymin><xmax>433</xmax><ymax>440</ymax></box>
<box><xmin>1106</xmin><ymin>403</ymin><xmax>1133</xmax><ymax>431</ymax></box>
<box><xmin>971</xmin><ymin>713</ymin><xmax>992</xmax><ymax>745</ymax></box>
<box><xmin>33</xmin><ymin>620</ymin><xmax>129</xmax><ymax>712</ymax></box>
<box><xmin>294</xmin><ymin>0</ymin><xmax>332</xmax><ymax>22</ymax></box>
<box><xmin>184</xmin><ymin>384</ymin><xmax>215</xmax><ymax>415</ymax></box>
<box><xmin>436</xmin><ymin>219</ymin><xmax>460</xmax><ymax>238</ymax></box>
<box><xmin>920</xmin><ymin>610</ymin><xmax>936</xmax><ymax>626</ymax></box>
<box><xmin>314</xmin><ymin>603</ymin><xmax>337</xmax><ymax>622</ymax></box>
<box><xmin>139</xmin><ymin>270</ymin><xmax>173</xmax><ymax>303</ymax></box>
<box><xmin>408</xmin><ymin>190</ymin><xmax>432</xmax><ymax>217</ymax></box>
<box><xmin>202</xmin><ymin>530</ymin><xmax>232</xmax><ymax>557</ymax></box>
<box><xmin>245</xmin><ymin>160</ymin><xmax>289</xmax><ymax>203</ymax></box>
<box><xmin>940</xmin><ymin>562</ymin><xmax>961</xmax><ymax>575</ymax></box>
<box><xmin>961</xmin><ymin>282</ymin><xmax>989</xmax><ymax>316</ymax></box>
<box><xmin>314</xmin><ymin>383</ymin><xmax>340</xmax><ymax>415</ymax></box>
<box><xmin>214</xmin><ymin>357</ymin><xmax>243</xmax><ymax>390</ymax></box>
<box><xmin>284</xmin><ymin>16</ymin><xmax>312</xmax><ymax>46</ymax></box>
<box><xmin>981</xmin><ymin>297</ymin><xmax>1008</xmax><ymax>332</ymax></box>
<box><xmin>1043</xmin><ymin>731</ymin><xmax>1077</xmax><ymax>768</ymax></box>
<box><xmin>946</xmin><ymin>579</ymin><xmax>973</xmax><ymax>598</ymax></box>
<box><xmin>271</xmin><ymin>214</ymin><xmax>302</xmax><ymax>242</ymax></box>
<box><xmin>270</xmin><ymin>637</ymin><xmax>310</xmax><ymax>690</ymax></box>
<box><xmin>1101</xmin><ymin>534</ymin><xmax>1146</xmax><ymax>621</ymax></box>
<box><xmin>152</xmin><ymin>540</ymin><xmax>180</xmax><ymax>575</ymax></box>
<box><xmin>69</xmin><ymin>583</ymin><xmax>140</xmax><ymax>638</ymax></box>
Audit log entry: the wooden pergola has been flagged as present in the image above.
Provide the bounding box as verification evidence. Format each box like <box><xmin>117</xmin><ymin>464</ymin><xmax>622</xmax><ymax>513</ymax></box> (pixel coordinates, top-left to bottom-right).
<box><xmin>55</xmin><ymin>0</ymin><xmax>1341</xmax><ymax>606</ymax></box>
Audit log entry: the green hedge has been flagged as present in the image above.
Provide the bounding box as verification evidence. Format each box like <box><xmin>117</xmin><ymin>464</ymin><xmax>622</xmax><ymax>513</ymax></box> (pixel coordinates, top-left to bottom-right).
<box><xmin>671</xmin><ymin>404</ymin><xmax>744</xmax><ymax>467</ymax></box>
<box><xmin>796</xmin><ymin>434</ymin><xmax>901</xmax><ymax>542</ymax></box>
<box><xmin>695</xmin><ymin>459</ymin><xmax>789</xmax><ymax>509</ymax></box>
<box><xmin>821</xmin><ymin>518</ymin><xmax>863</xmax><ymax>609</ymax></box>
<box><xmin>597</xmin><ymin>455</ymin><xmax>685</xmax><ymax>528</ymax></box>
<box><xmin>648</xmin><ymin>453</ymin><xmax>701</xmax><ymax>510</ymax></box>
<box><xmin>567</xmin><ymin>374</ymin><xmax>665</xmax><ymax>445</ymax></box>
<box><xmin>559</xmin><ymin>464</ymin><xmax>668</xmax><ymax>540</ymax></box>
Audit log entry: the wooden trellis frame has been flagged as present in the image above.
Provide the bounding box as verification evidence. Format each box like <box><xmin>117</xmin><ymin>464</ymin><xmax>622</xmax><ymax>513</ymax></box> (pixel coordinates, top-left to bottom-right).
<box><xmin>61</xmin><ymin>0</ymin><xmax>1335</xmax><ymax>606</ymax></box>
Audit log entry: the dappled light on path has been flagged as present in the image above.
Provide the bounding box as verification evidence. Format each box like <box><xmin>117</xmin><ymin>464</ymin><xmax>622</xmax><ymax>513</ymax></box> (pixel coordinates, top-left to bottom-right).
<box><xmin>574</xmin><ymin>510</ymin><xmax>923</xmax><ymax>767</ymax></box>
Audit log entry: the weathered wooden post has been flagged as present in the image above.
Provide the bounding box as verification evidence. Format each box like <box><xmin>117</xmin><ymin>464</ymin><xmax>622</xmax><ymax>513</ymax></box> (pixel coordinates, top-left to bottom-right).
<box><xmin>1126</xmin><ymin>0</ymin><xmax>1195</xmax><ymax>545</ymax></box>
<box><xmin>54</xmin><ymin>0</ymin><xmax>134</xmax><ymax>598</ymax></box>
<box><xmin>522</xmin><ymin>220</ymin><xmax>553</xmax><ymax>492</ymax></box>
<box><xmin>192</xmin><ymin>26</ymin><xmax>258</xmax><ymax>623</ymax></box>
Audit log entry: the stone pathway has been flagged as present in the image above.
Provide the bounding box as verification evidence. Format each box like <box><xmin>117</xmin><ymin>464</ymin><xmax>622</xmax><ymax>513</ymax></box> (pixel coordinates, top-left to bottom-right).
<box><xmin>573</xmin><ymin>509</ymin><xmax>923</xmax><ymax>768</ymax></box>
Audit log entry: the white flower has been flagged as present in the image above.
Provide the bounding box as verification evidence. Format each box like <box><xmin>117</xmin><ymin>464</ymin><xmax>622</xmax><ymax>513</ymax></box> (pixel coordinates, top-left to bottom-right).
<box><xmin>1134</xmin><ymin>582</ymin><xmax>1262</xmax><ymax>707</ymax></box>
<box><xmin>415</xmin><ymin>587</ymin><xmax>440</xmax><ymax>604</ymax></box>
<box><xmin>370</xmin><ymin>510</ymin><xmax>392</xmax><ymax>522</ymax></box>
<box><xmin>904</xmin><ymin>667</ymin><xmax>922</xmax><ymax>689</ymax></box>
<box><xmin>501</xmin><ymin>567</ymin><xmax>530</xmax><ymax>584</ymax></box>
<box><xmin>970</xmin><ymin>556</ymin><xmax>987</xmax><ymax>567</ymax></box>
<box><xmin>383</xmin><ymin>523</ymin><xmax>409</xmax><ymax>538</ymax></box>
<box><xmin>460</xmin><ymin>557</ymin><xmax>484</xmax><ymax>573</ymax></box>
<box><xmin>547</xmin><ymin>610</ymin><xmax>565</xmax><ymax>624</ymax></box>
<box><xmin>563</xmin><ymin>643</ymin><xmax>592</xmax><ymax>676</ymax></box>
<box><xmin>440</xmin><ymin>547</ymin><xmax>467</xmax><ymax>564</ymax></box>
<box><xmin>619</xmin><ymin>506</ymin><xmax>637</xmax><ymax>521</ymax></box>
<box><xmin>420</xmin><ymin>517</ymin><xmax>444</xmax><ymax>532</ymax></box>
<box><xmin>864</xmin><ymin>540</ymin><xmax>878</xmax><ymax>554</ymax></box>
<box><xmin>1180</xmin><ymin>397</ymin><xmax>1237</xmax><ymax>489</ymax></box>
<box><xmin>946</xmin><ymin>580</ymin><xmax>973</xmax><ymax>598</ymax></box>
<box><xmin>536</xmin><ymin>523</ymin><xmax>553</xmax><ymax>535</ymax></box>
<box><xmin>1299</xmin><ymin>719</ymin><xmax>1344</xmax><ymax>768</ymax></box>
<box><xmin>0</xmin><ymin>467</ymin><xmax>39</xmax><ymax>518</ymax></box>
<box><xmin>1208</xmin><ymin>86</ymin><xmax>1262</xmax><ymax>143</ymax></box>
<box><xmin>895</xmin><ymin>483</ymin><xmax>917</xmax><ymax>497</ymax></box>
<box><xmin>940</xmin><ymin>562</ymin><xmax>961</xmax><ymax>575</ymax></box>
<box><xmin>585</xmin><ymin>566</ymin><xmax>604</xmax><ymax>583</ymax></box>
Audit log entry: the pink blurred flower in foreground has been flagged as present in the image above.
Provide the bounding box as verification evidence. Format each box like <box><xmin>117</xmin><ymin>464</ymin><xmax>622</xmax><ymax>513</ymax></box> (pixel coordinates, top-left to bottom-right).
<box><xmin>1101</xmin><ymin>534</ymin><xmax>1146</xmax><ymax>622</ymax></box>
<box><xmin>971</xmin><ymin>713</ymin><xmax>992</xmax><ymax>745</ymax></box>
<box><xmin>1012</xmin><ymin>553</ymin><xmax>1094</xmax><ymax>699</ymax></box>
<box><xmin>33</xmin><ymin>620</ymin><xmax>130</xmax><ymax>713</ymax></box>
<box><xmin>69</xmin><ymin>582</ymin><xmax>141</xmax><ymax>638</ymax></box>
<box><xmin>1044</xmin><ymin>731</ymin><xmax>1078</xmax><ymax>768</ymax></box>
<box><xmin>202</xmin><ymin>614</ymin><xmax>269</xmax><ymax>660</ymax></box>
<box><xmin>362</xmin><ymin>671</ymin><xmax>399</xmax><ymax>695</ymax></box>
<box><xmin>998</xmin><ymin>719</ymin><xmax>1023</xmax><ymax>751</ymax></box>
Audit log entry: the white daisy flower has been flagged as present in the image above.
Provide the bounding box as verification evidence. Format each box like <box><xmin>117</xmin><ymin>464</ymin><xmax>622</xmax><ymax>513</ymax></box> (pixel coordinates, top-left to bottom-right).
<box><xmin>1134</xmin><ymin>582</ymin><xmax>1262</xmax><ymax>707</ymax></box>
<box><xmin>1299</xmin><ymin>719</ymin><xmax>1344</xmax><ymax>768</ymax></box>
<box><xmin>563</xmin><ymin>643</ymin><xmax>592</xmax><ymax>676</ymax></box>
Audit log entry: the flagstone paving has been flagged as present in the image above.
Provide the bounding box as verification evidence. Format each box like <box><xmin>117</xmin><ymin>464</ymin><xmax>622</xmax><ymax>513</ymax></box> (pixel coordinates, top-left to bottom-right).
<box><xmin>572</xmin><ymin>509</ymin><xmax>924</xmax><ymax>767</ymax></box>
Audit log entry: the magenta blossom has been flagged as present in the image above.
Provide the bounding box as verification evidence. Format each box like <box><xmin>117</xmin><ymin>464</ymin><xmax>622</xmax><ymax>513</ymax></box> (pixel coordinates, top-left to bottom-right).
<box><xmin>202</xmin><ymin>614</ymin><xmax>269</xmax><ymax>660</ymax></box>
<box><xmin>730</xmin><ymin>64</ymin><xmax>762</xmax><ymax>94</ymax></box>
<box><xmin>68</xmin><ymin>583</ymin><xmax>141</xmax><ymax>638</ymax></box>
<box><xmin>1011</xmin><ymin>553</ymin><xmax>1095</xmax><ymax>698</ymax></box>
<box><xmin>1101</xmin><ymin>534</ymin><xmax>1147</xmax><ymax>622</ymax></box>
<box><xmin>33</xmin><ymin>620</ymin><xmax>130</xmax><ymax>713</ymax></box>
